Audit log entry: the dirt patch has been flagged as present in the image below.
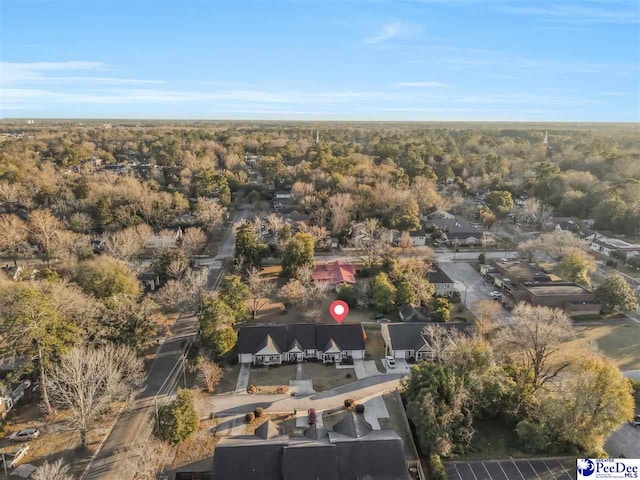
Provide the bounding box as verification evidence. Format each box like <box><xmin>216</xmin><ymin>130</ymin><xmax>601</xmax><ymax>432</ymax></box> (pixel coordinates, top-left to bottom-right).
<box><xmin>171</xmin><ymin>419</ymin><xmax>218</xmax><ymax>469</ymax></box>
<box><xmin>364</xmin><ymin>324</ymin><xmax>385</xmax><ymax>359</ymax></box>
<box><xmin>244</xmin><ymin>414</ymin><xmax>294</xmax><ymax>434</ymax></box>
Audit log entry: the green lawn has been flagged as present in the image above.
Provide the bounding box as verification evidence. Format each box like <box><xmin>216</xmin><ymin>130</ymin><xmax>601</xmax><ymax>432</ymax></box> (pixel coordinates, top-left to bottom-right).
<box><xmin>216</xmin><ymin>363</ymin><xmax>241</xmax><ymax>393</ymax></box>
<box><xmin>249</xmin><ymin>364</ymin><xmax>297</xmax><ymax>386</ymax></box>
<box><xmin>302</xmin><ymin>362</ymin><xmax>355</xmax><ymax>392</ymax></box>
<box><xmin>567</xmin><ymin>320</ymin><xmax>640</xmax><ymax>370</ymax></box>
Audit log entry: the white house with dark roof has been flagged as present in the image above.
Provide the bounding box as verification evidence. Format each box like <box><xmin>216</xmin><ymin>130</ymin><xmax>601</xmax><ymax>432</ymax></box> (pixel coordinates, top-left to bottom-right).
<box><xmin>426</xmin><ymin>217</ymin><xmax>484</xmax><ymax>245</ymax></box>
<box><xmin>381</xmin><ymin>322</ymin><xmax>472</xmax><ymax>361</ymax></box>
<box><xmin>236</xmin><ymin>324</ymin><xmax>366</xmax><ymax>365</ymax></box>
<box><xmin>427</xmin><ymin>264</ymin><xmax>456</xmax><ymax>297</ymax></box>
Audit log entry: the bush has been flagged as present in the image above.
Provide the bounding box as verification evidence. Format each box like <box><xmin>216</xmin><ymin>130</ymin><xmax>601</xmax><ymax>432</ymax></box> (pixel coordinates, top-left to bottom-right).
<box><xmin>344</xmin><ymin>398</ymin><xmax>355</xmax><ymax>408</ymax></box>
<box><xmin>276</xmin><ymin>385</ymin><xmax>289</xmax><ymax>394</ymax></box>
<box><xmin>515</xmin><ymin>420</ymin><xmax>551</xmax><ymax>453</ymax></box>
<box><xmin>247</xmin><ymin>384</ymin><xmax>257</xmax><ymax>394</ymax></box>
<box><xmin>245</xmin><ymin>412</ymin><xmax>255</xmax><ymax>423</ymax></box>
<box><xmin>630</xmin><ymin>379</ymin><xmax>640</xmax><ymax>409</ymax></box>
<box><xmin>336</xmin><ymin>285</ymin><xmax>358</xmax><ymax>308</ymax></box>
<box><xmin>355</xmin><ymin>404</ymin><xmax>365</xmax><ymax>414</ymax></box>
<box><xmin>345</xmin><ymin>372</ymin><xmax>352</xmax><ymax>379</ymax></box>
<box><xmin>429</xmin><ymin>454</ymin><xmax>447</xmax><ymax>480</ymax></box>
<box><xmin>254</xmin><ymin>407</ymin><xmax>265</xmax><ymax>418</ymax></box>
<box><xmin>156</xmin><ymin>389</ymin><xmax>199</xmax><ymax>445</ymax></box>
<box><xmin>340</xmin><ymin>356</ymin><xmax>354</xmax><ymax>366</ymax></box>
<box><xmin>478</xmin><ymin>253</ymin><xmax>486</xmax><ymax>264</ymax></box>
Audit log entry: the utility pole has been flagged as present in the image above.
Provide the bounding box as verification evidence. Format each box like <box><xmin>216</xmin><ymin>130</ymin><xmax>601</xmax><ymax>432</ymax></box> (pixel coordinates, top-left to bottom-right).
<box><xmin>2</xmin><ymin>451</ymin><xmax>8</xmax><ymax>476</ymax></box>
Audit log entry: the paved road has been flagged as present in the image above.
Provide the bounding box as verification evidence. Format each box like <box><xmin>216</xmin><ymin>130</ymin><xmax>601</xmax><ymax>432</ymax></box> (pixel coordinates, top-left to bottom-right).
<box><xmin>437</xmin><ymin>262</ymin><xmax>513</xmax><ymax>323</ymax></box>
<box><xmin>84</xmin><ymin>315</ymin><xmax>198</xmax><ymax>480</ymax></box>
<box><xmin>83</xmin><ymin>206</ymin><xmax>249</xmax><ymax>479</ymax></box>
<box><xmin>196</xmin><ymin>206</ymin><xmax>252</xmax><ymax>289</ymax></box>
<box><xmin>212</xmin><ymin>374</ymin><xmax>404</xmax><ymax>417</ymax></box>
<box><xmin>605</xmin><ymin>424</ymin><xmax>640</xmax><ymax>459</ymax></box>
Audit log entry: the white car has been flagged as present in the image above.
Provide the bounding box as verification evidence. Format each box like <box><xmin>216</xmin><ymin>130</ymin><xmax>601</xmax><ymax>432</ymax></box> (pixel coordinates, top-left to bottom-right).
<box><xmin>1</xmin><ymin>445</ymin><xmax>30</xmax><ymax>469</ymax></box>
<box><xmin>385</xmin><ymin>356</ymin><xmax>396</xmax><ymax>369</ymax></box>
<box><xmin>9</xmin><ymin>428</ymin><xmax>40</xmax><ymax>442</ymax></box>
<box><xmin>489</xmin><ymin>291</ymin><xmax>502</xmax><ymax>298</ymax></box>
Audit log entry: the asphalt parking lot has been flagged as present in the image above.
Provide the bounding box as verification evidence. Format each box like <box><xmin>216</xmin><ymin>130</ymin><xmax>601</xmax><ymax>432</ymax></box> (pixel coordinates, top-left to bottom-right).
<box><xmin>445</xmin><ymin>458</ymin><xmax>577</xmax><ymax>480</ymax></box>
<box><xmin>437</xmin><ymin>262</ymin><xmax>512</xmax><ymax>323</ymax></box>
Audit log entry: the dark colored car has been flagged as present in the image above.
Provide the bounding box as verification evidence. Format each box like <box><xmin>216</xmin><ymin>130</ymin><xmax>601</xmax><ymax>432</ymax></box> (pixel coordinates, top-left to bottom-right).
<box><xmin>371</xmin><ymin>313</ymin><xmax>384</xmax><ymax>320</ymax></box>
<box><xmin>308</xmin><ymin>408</ymin><xmax>317</xmax><ymax>424</ymax></box>
<box><xmin>631</xmin><ymin>415</ymin><xmax>640</xmax><ymax>427</ymax></box>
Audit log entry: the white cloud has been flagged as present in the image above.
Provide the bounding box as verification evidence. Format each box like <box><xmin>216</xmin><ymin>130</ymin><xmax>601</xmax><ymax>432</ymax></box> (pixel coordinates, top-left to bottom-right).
<box><xmin>394</xmin><ymin>81</ymin><xmax>451</xmax><ymax>88</ymax></box>
<box><xmin>0</xmin><ymin>61</ymin><xmax>163</xmax><ymax>86</ymax></box>
<box><xmin>364</xmin><ymin>21</ymin><xmax>404</xmax><ymax>44</ymax></box>
<box><xmin>499</xmin><ymin>3</ymin><xmax>639</xmax><ymax>24</ymax></box>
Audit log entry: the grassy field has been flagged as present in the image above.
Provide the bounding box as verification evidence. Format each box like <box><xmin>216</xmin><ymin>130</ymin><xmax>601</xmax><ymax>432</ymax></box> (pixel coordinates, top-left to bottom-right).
<box><xmin>303</xmin><ymin>362</ymin><xmax>356</xmax><ymax>391</ymax></box>
<box><xmin>249</xmin><ymin>364</ymin><xmax>297</xmax><ymax>386</ymax></box>
<box><xmin>566</xmin><ymin>320</ymin><xmax>640</xmax><ymax>370</ymax></box>
<box><xmin>216</xmin><ymin>363</ymin><xmax>241</xmax><ymax>393</ymax></box>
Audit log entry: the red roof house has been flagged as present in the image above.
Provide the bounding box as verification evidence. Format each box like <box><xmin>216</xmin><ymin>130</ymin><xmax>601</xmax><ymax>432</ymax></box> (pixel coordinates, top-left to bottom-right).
<box><xmin>312</xmin><ymin>261</ymin><xmax>358</xmax><ymax>286</ymax></box>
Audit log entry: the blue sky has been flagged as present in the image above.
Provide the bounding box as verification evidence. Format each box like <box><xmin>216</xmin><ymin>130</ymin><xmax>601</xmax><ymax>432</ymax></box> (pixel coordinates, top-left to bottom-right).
<box><xmin>1</xmin><ymin>0</ymin><xmax>638</xmax><ymax>121</ymax></box>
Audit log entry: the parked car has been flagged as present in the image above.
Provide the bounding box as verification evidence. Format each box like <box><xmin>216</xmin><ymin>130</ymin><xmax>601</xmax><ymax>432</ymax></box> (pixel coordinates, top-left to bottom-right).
<box><xmin>371</xmin><ymin>313</ymin><xmax>385</xmax><ymax>320</ymax></box>
<box><xmin>0</xmin><ymin>445</ymin><xmax>30</xmax><ymax>469</ymax></box>
<box><xmin>630</xmin><ymin>415</ymin><xmax>640</xmax><ymax>427</ymax></box>
<box><xmin>307</xmin><ymin>408</ymin><xmax>317</xmax><ymax>425</ymax></box>
<box><xmin>489</xmin><ymin>291</ymin><xmax>502</xmax><ymax>298</ymax></box>
<box><xmin>376</xmin><ymin>318</ymin><xmax>391</xmax><ymax>323</ymax></box>
<box><xmin>385</xmin><ymin>356</ymin><xmax>396</xmax><ymax>369</ymax></box>
<box><xmin>9</xmin><ymin>427</ymin><xmax>40</xmax><ymax>442</ymax></box>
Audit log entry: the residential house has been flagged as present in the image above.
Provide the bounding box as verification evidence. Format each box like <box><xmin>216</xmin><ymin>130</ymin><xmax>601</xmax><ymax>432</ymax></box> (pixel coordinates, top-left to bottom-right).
<box><xmin>584</xmin><ymin>232</ymin><xmax>640</xmax><ymax>258</ymax></box>
<box><xmin>502</xmin><ymin>282</ymin><xmax>600</xmax><ymax>317</ymax></box>
<box><xmin>312</xmin><ymin>261</ymin><xmax>359</xmax><ymax>286</ymax></box>
<box><xmin>398</xmin><ymin>305</ymin><xmax>428</xmax><ymax>322</ymax></box>
<box><xmin>274</xmin><ymin>190</ymin><xmax>294</xmax><ymax>200</ymax></box>
<box><xmin>408</xmin><ymin>228</ymin><xmax>428</xmax><ymax>246</ymax></box>
<box><xmin>427</xmin><ymin>264</ymin><xmax>456</xmax><ymax>297</ymax></box>
<box><xmin>212</xmin><ymin>414</ymin><xmax>411</xmax><ymax>480</ymax></box>
<box><xmin>426</xmin><ymin>217</ymin><xmax>484</xmax><ymax>245</ymax></box>
<box><xmin>236</xmin><ymin>324</ymin><xmax>366</xmax><ymax>364</ymax></box>
<box><xmin>381</xmin><ymin>322</ymin><xmax>472</xmax><ymax>361</ymax></box>
<box><xmin>428</xmin><ymin>209</ymin><xmax>455</xmax><ymax>220</ymax></box>
<box><xmin>138</xmin><ymin>271</ymin><xmax>160</xmax><ymax>291</ymax></box>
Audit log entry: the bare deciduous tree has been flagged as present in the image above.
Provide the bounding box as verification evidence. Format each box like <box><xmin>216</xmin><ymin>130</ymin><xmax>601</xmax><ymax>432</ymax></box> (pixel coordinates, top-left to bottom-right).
<box><xmin>28</xmin><ymin>209</ymin><xmax>64</xmax><ymax>265</ymax></box>
<box><xmin>519</xmin><ymin>231</ymin><xmax>589</xmax><ymax>263</ymax></box>
<box><xmin>182</xmin><ymin>227</ymin><xmax>207</xmax><ymax>255</ymax></box>
<box><xmin>123</xmin><ymin>436</ymin><xmax>169</xmax><ymax>480</ymax></box>
<box><xmin>398</xmin><ymin>231</ymin><xmax>413</xmax><ymax>251</ymax></box>
<box><xmin>494</xmin><ymin>304</ymin><xmax>575</xmax><ymax>392</ymax></box>
<box><xmin>247</xmin><ymin>267</ymin><xmax>274</xmax><ymax>319</ymax></box>
<box><xmin>354</xmin><ymin>218</ymin><xmax>390</xmax><ymax>268</ymax></box>
<box><xmin>328</xmin><ymin>193</ymin><xmax>354</xmax><ymax>235</ymax></box>
<box><xmin>198</xmin><ymin>358</ymin><xmax>223</xmax><ymax>393</ymax></box>
<box><xmin>155</xmin><ymin>268</ymin><xmax>208</xmax><ymax>314</ymax></box>
<box><xmin>421</xmin><ymin>324</ymin><xmax>464</xmax><ymax>364</ymax></box>
<box><xmin>194</xmin><ymin>197</ymin><xmax>226</xmax><ymax>232</ymax></box>
<box><xmin>0</xmin><ymin>214</ymin><xmax>28</xmax><ymax>265</ymax></box>
<box><xmin>48</xmin><ymin>344</ymin><xmax>144</xmax><ymax>448</ymax></box>
<box><xmin>31</xmin><ymin>459</ymin><xmax>72</xmax><ymax>480</ymax></box>
<box><xmin>473</xmin><ymin>299</ymin><xmax>503</xmax><ymax>336</ymax></box>
<box><xmin>104</xmin><ymin>223</ymin><xmax>153</xmax><ymax>263</ymax></box>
